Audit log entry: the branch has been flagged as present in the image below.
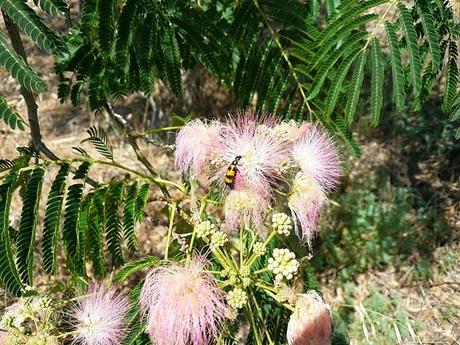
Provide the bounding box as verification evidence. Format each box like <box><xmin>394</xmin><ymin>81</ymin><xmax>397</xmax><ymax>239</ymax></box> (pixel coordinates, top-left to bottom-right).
<box><xmin>103</xmin><ymin>101</ymin><xmax>172</xmax><ymax>198</ymax></box>
<box><xmin>2</xmin><ymin>11</ymin><xmax>60</xmax><ymax>161</ymax></box>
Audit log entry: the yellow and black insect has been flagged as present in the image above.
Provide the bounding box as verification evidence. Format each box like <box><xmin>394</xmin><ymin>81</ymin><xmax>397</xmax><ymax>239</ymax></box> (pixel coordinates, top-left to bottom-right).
<box><xmin>224</xmin><ymin>155</ymin><xmax>242</xmax><ymax>189</ymax></box>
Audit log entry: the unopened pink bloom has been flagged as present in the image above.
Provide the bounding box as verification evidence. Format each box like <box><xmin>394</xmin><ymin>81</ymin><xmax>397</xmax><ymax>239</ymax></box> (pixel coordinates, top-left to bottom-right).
<box><xmin>213</xmin><ymin>111</ymin><xmax>293</xmax><ymax>197</ymax></box>
<box><xmin>289</xmin><ymin>173</ymin><xmax>326</xmax><ymax>246</ymax></box>
<box><xmin>140</xmin><ymin>258</ymin><xmax>227</xmax><ymax>345</ymax></box>
<box><xmin>287</xmin><ymin>291</ymin><xmax>332</xmax><ymax>345</ymax></box>
<box><xmin>71</xmin><ymin>285</ymin><xmax>130</xmax><ymax>345</ymax></box>
<box><xmin>293</xmin><ymin>124</ymin><xmax>341</xmax><ymax>190</ymax></box>
<box><xmin>224</xmin><ymin>190</ymin><xmax>269</xmax><ymax>233</ymax></box>
<box><xmin>175</xmin><ymin>119</ymin><xmax>223</xmax><ymax>175</ymax></box>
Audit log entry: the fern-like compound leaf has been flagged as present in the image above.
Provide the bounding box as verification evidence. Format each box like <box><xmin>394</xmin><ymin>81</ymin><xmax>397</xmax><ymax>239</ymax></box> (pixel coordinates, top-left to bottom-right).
<box><xmin>106</xmin><ymin>181</ymin><xmax>124</xmax><ymax>266</ymax></box>
<box><xmin>88</xmin><ymin>187</ymin><xmax>106</xmax><ymax>277</ymax></box>
<box><xmin>326</xmin><ymin>51</ymin><xmax>359</xmax><ymax>116</ymax></box>
<box><xmin>370</xmin><ymin>37</ymin><xmax>384</xmax><ymax>127</ymax></box>
<box><xmin>399</xmin><ymin>4</ymin><xmax>422</xmax><ymax>100</ymax></box>
<box><xmin>134</xmin><ymin>183</ymin><xmax>150</xmax><ymax>222</ymax></box>
<box><xmin>0</xmin><ymin>173</ymin><xmax>23</xmax><ymax>296</ymax></box>
<box><xmin>345</xmin><ymin>50</ymin><xmax>366</xmax><ymax>125</ymax></box>
<box><xmin>0</xmin><ymin>93</ymin><xmax>26</xmax><ymax>130</ymax></box>
<box><xmin>385</xmin><ymin>22</ymin><xmax>405</xmax><ymax>112</ymax></box>
<box><xmin>98</xmin><ymin>0</ymin><xmax>115</xmax><ymax>57</ymax></box>
<box><xmin>62</xmin><ymin>183</ymin><xmax>84</xmax><ymax>273</ymax></box>
<box><xmin>0</xmin><ymin>30</ymin><xmax>47</xmax><ymax>93</ymax></box>
<box><xmin>442</xmin><ymin>42</ymin><xmax>459</xmax><ymax>113</ymax></box>
<box><xmin>0</xmin><ymin>0</ymin><xmax>64</xmax><ymax>53</ymax></box>
<box><xmin>418</xmin><ymin>6</ymin><xmax>441</xmax><ymax>74</ymax></box>
<box><xmin>16</xmin><ymin>167</ymin><xmax>44</xmax><ymax>284</ymax></box>
<box><xmin>42</xmin><ymin>163</ymin><xmax>69</xmax><ymax>274</ymax></box>
<box><xmin>33</xmin><ymin>0</ymin><xmax>69</xmax><ymax>18</ymax></box>
<box><xmin>123</xmin><ymin>181</ymin><xmax>138</xmax><ymax>253</ymax></box>
<box><xmin>82</xmin><ymin>126</ymin><xmax>114</xmax><ymax>160</ymax></box>
<box><xmin>115</xmin><ymin>256</ymin><xmax>159</xmax><ymax>283</ymax></box>
<box><xmin>161</xmin><ymin>27</ymin><xmax>182</xmax><ymax>97</ymax></box>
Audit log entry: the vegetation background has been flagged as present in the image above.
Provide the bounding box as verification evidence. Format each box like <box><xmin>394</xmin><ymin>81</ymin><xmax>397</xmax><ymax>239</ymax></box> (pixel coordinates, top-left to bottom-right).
<box><xmin>0</xmin><ymin>0</ymin><xmax>458</xmax><ymax>344</ymax></box>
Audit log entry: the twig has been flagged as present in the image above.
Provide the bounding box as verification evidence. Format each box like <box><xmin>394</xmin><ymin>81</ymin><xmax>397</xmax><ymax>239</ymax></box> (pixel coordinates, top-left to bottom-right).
<box><xmin>2</xmin><ymin>12</ymin><xmax>59</xmax><ymax>161</ymax></box>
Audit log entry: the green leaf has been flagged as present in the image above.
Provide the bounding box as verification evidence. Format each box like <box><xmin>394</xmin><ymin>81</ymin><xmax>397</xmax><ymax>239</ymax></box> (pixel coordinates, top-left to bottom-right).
<box><xmin>399</xmin><ymin>4</ymin><xmax>422</xmax><ymax>99</ymax></box>
<box><xmin>345</xmin><ymin>50</ymin><xmax>366</xmax><ymax>124</ymax></box>
<box><xmin>123</xmin><ymin>182</ymin><xmax>138</xmax><ymax>253</ymax></box>
<box><xmin>385</xmin><ymin>22</ymin><xmax>405</xmax><ymax>111</ymax></box>
<box><xmin>81</xmin><ymin>126</ymin><xmax>113</xmax><ymax>160</ymax></box>
<box><xmin>16</xmin><ymin>167</ymin><xmax>44</xmax><ymax>284</ymax></box>
<box><xmin>0</xmin><ymin>30</ymin><xmax>46</xmax><ymax>93</ymax></box>
<box><xmin>442</xmin><ymin>43</ymin><xmax>458</xmax><ymax>113</ymax></box>
<box><xmin>33</xmin><ymin>0</ymin><xmax>69</xmax><ymax>18</ymax></box>
<box><xmin>306</xmin><ymin>32</ymin><xmax>367</xmax><ymax>100</ymax></box>
<box><xmin>370</xmin><ymin>38</ymin><xmax>384</xmax><ymax>127</ymax></box>
<box><xmin>0</xmin><ymin>173</ymin><xmax>23</xmax><ymax>296</ymax></box>
<box><xmin>106</xmin><ymin>181</ymin><xmax>124</xmax><ymax>266</ymax></box>
<box><xmin>42</xmin><ymin>163</ymin><xmax>69</xmax><ymax>274</ymax></box>
<box><xmin>0</xmin><ymin>0</ymin><xmax>64</xmax><ymax>53</ymax></box>
<box><xmin>161</xmin><ymin>27</ymin><xmax>182</xmax><ymax>97</ymax></box>
<box><xmin>62</xmin><ymin>183</ymin><xmax>84</xmax><ymax>273</ymax></box>
<box><xmin>326</xmin><ymin>51</ymin><xmax>359</xmax><ymax>116</ymax></box>
<box><xmin>134</xmin><ymin>183</ymin><xmax>149</xmax><ymax>222</ymax></box>
<box><xmin>0</xmin><ymin>93</ymin><xmax>26</xmax><ymax>130</ymax></box>
<box><xmin>87</xmin><ymin>187</ymin><xmax>106</xmax><ymax>277</ymax></box>
<box><xmin>114</xmin><ymin>256</ymin><xmax>159</xmax><ymax>283</ymax></box>
<box><xmin>98</xmin><ymin>0</ymin><xmax>115</xmax><ymax>57</ymax></box>
<box><xmin>418</xmin><ymin>6</ymin><xmax>441</xmax><ymax>74</ymax></box>
<box><xmin>115</xmin><ymin>0</ymin><xmax>138</xmax><ymax>70</ymax></box>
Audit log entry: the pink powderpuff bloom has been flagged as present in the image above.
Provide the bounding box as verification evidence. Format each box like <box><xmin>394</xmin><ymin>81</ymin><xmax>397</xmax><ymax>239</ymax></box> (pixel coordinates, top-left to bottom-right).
<box><xmin>175</xmin><ymin>119</ymin><xmax>223</xmax><ymax>175</ymax></box>
<box><xmin>0</xmin><ymin>331</ymin><xmax>9</xmax><ymax>344</ymax></box>
<box><xmin>71</xmin><ymin>285</ymin><xmax>130</xmax><ymax>345</ymax></box>
<box><xmin>212</xmin><ymin>111</ymin><xmax>293</xmax><ymax>198</ymax></box>
<box><xmin>287</xmin><ymin>291</ymin><xmax>332</xmax><ymax>345</ymax></box>
<box><xmin>293</xmin><ymin>124</ymin><xmax>341</xmax><ymax>191</ymax></box>
<box><xmin>140</xmin><ymin>257</ymin><xmax>228</xmax><ymax>345</ymax></box>
<box><xmin>224</xmin><ymin>190</ymin><xmax>269</xmax><ymax>233</ymax></box>
<box><xmin>289</xmin><ymin>173</ymin><xmax>326</xmax><ymax>247</ymax></box>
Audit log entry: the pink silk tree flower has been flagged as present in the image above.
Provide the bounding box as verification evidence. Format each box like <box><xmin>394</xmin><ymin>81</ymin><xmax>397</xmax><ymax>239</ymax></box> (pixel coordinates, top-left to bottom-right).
<box><xmin>140</xmin><ymin>258</ymin><xmax>227</xmax><ymax>345</ymax></box>
<box><xmin>224</xmin><ymin>190</ymin><xmax>269</xmax><ymax>234</ymax></box>
<box><xmin>293</xmin><ymin>124</ymin><xmax>341</xmax><ymax>191</ymax></box>
<box><xmin>287</xmin><ymin>291</ymin><xmax>332</xmax><ymax>345</ymax></box>
<box><xmin>175</xmin><ymin>119</ymin><xmax>223</xmax><ymax>175</ymax></box>
<box><xmin>71</xmin><ymin>285</ymin><xmax>130</xmax><ymax>345</ymax></box>
<box><xmin>289</xmin><ymin>173</ymin><xmax>326</xmax><ymax>247</ymax></box>
<box><xmin>212</xmin><ymin>111</ymin><xmax>293</xmax><ymax>198</ymax></box>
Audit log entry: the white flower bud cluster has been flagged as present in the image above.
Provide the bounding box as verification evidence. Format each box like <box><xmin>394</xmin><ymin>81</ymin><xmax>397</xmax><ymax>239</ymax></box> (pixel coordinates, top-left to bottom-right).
<box><xmin>227</xmin><ymin>287</ymin><xmax>248</xmax><ymax>309</ymax></box>
<box><xmin>272</xmin><ymin>212</ymin><xmax>293</xmax><ymax>236</ymax></box>
<box><xmin>210</xmin><ymin>231</ymin><xmax>227</xmax><ymax>251</ymax></box>
<box><xmin>268</xmin><ymin>248</ymin><xmax>299</xmax><ymax>282</ymax></box>
<box><xmin>239</xmin><ymin>266</ymin><xmax>251</xmax><ymax>288</ymax></box>
<box><xmin>195</xmin><ymin>220</ymin><xmax>217</xmax><ymax>239</ymax></box>
<box><xmin>253</xmin><ymin>242</ymin><xmax>266</xmax><ymax>256</ymax></box>
<box><xmin>221</xmin><ymin>269</ymin><xmax>238</xmax><ymax>285</ymax></box>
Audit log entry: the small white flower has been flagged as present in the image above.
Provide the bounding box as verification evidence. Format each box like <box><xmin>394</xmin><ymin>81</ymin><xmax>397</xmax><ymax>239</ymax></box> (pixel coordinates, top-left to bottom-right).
<box><xmin>210</xmin><ymin>231</ymin><xmax>227</xmax><ymax>251</ymax></box>
<box><xmin>272</xmin><ymin>212</ymin><xmax>293</xmax><ymax>236</ymax></box>
<box><xmin>267</xmin><ymin>248</ymin><xmax>299</xmax><ymax>282</ymax></box>
<box><xmin>253</xmin><ymin>242</ymin><xmax>266</xmax><ymax>256</ymax></box>
<box><xmin>195</xmin><ymin>220</ymin><xmax>217</xmax><ymax>239</ymax></box>
<box><xmin>227</xmin><ymin>288</ymin><xmax>248</xmax><ymax>309</ymax></box>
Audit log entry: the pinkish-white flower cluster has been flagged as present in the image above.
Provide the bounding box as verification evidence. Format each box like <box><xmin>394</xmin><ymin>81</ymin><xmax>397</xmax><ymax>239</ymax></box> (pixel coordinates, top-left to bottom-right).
<box><xmin>140</xmin><ymin>257</ymin><xmax>228</xmax><ymax>345</ymax></box>
<box><xmin>287</xmin><ymin>291</ymin><xmax>332</xmax><ymax>345</ymax></box>
<box><xmin>175</xmin><ymin>111</ymin><xmax>341</xmax><ymax>244</ymax></box>
<box><xmin>70</xmin><ymin>285</ymin><xmax>130</xmax><ymax>345</ymax></box>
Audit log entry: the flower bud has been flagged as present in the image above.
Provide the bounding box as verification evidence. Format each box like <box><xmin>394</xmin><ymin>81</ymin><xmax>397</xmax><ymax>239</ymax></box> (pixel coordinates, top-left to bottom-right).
<box><xmin>287</xmin><ymin>291</ymin><xmax>332</xmax><ymax>345</ymax></box>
